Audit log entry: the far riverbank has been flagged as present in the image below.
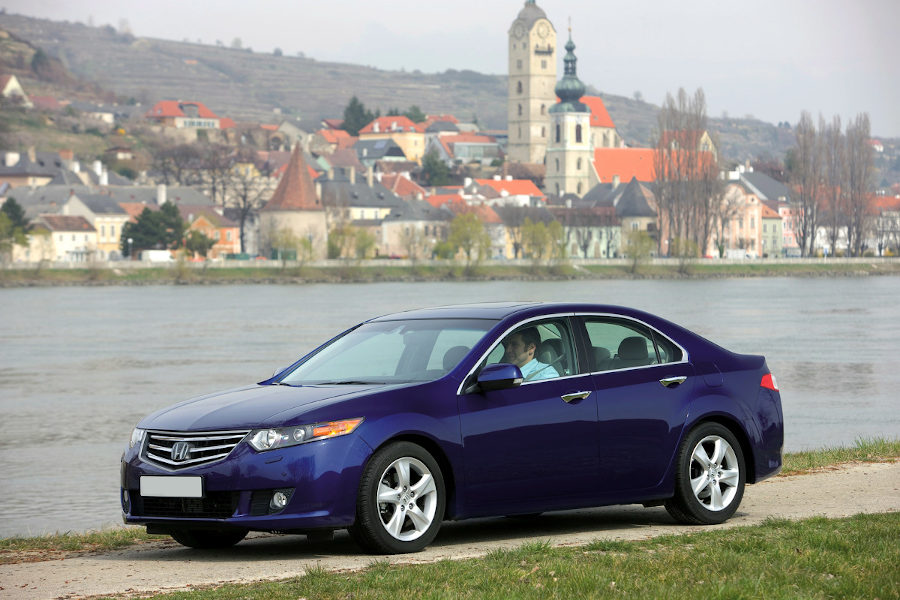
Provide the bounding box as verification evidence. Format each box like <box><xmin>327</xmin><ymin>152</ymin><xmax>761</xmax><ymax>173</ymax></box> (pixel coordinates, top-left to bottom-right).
<box><xmin>2</xmin><ymin>257</ymin><xmax>899</xmax><ymax>287</ymax></box>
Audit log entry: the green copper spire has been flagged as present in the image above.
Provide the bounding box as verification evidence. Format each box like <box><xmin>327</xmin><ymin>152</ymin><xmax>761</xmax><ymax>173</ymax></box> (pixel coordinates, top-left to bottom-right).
<box><xmin>550</xmin><ymin>30</ymin><xmax>587</xmax><ymax>113</ymax></box>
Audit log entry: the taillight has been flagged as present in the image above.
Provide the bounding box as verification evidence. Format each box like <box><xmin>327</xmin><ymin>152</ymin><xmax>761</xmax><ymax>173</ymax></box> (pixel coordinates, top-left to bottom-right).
<box><xmin>761</xmin><ymin>373</ymin><xmax>779</xmax><ymax>391</ymax></box>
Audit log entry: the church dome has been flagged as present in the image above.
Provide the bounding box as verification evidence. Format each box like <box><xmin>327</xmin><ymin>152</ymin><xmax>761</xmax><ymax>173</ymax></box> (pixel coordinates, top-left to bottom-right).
<box><xmin>550</xmin><ymin>36</ymin><xmax>587</xmax><ymax>113</ymax></box>
<box><xmin>512</xmin><ymin>0</ymin><xmax>548</xmax><ymax>30</ymax></box>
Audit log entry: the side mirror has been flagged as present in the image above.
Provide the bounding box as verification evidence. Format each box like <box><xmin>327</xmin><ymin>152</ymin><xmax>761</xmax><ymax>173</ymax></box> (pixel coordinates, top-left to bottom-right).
<box><xmin>477</xmin><ymin>363</ymin><xmax>524</xmax><ymax>392</ymax></box>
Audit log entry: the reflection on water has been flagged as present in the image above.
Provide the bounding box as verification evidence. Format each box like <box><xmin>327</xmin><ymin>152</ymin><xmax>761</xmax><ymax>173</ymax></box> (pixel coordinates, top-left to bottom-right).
<box><xmin>1</xmin><ymin>278</ymin><xmax>898</xmax><ymax>536</ymax></box>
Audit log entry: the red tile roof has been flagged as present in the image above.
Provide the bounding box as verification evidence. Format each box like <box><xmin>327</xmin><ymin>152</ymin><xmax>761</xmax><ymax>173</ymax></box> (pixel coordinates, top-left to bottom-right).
<box><xmin>760</xmin><ymin>203</ymin><xmax>780</xmax><ymax>219</ymax></box>
<box><xmin>219</xmin><ymin>117</ymin><xmax>236</xmax><ymax>129</ymax></box>
<box><xmin>581</xmin><ymin>96</ymin><xmax>616</xmax><ymax>128</ymax></box>
<box><xmin>263</xmin><ymin>145</ymin><xmax>321</xmax><ymax>211</ymax></box>
<box><xmin>450</xmin><ymin>202</ymin><xmax>503</xmax><ymax>224</ymax></box>
<box><xmin>39</xmin><ymin>215</ymin><xmax>95</xmax><ymax>232</ymax></box>
<box><xmin>322</xmin><ymin>118</ymin><xmax>344</xmax><ymax>130</ymax></box>
<box><xmin>426</xmin><ymin>193</ymin><xmax>462</xmax><ymax>208</ymax></box>
<box><xmin>593</xmin><ymin>148</ymin><xmax>657</xmax><ymax>183</ymax></box>
<box><xmin>360</xmin><ymin>116</ymin><xmax>423</xmax><ymax>134</ymax></box>
<box><xmin>118</xmin><ymin>202</ymin><xmax>158</xmax><ymax>223</ymax></box>
<box><xmin>381</xmin><ymin>173</ymin><xmax>426</xmax><ymax>198</ymax></box>
<box><xmin>260</xmin><ymin>124</ymin><xmax>279</xmax><ymax>131</ymax></box>
<box><xmin>145</xmin><ymin>100</ymin><xmax>220</xmax><ymax>119</ymax></box>
<box><xmin>318</xmin><ymin>128</ymin><xmax>351</xmax><ymax>144</ymax></box>
<box><xmin>178</xmin><ymin>204</ymin><xmax>238</xmax><ymax>228</ymax></box>
<box><xmin>475</xmin><ymin>178</ymin><xmax>544</xmax><ymax>198</ymax></box>
<box><xmin>426</xmin><ymin>114</ymin><xmax>459</xmax><ymax>124</ymax></box>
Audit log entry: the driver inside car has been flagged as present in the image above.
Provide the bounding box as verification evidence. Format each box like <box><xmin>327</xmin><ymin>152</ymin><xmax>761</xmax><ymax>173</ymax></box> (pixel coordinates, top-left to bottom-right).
<box><xmin>501</xmin><ymin>327</ymin><xmax>559</xmax><ymax>381</ymax></box>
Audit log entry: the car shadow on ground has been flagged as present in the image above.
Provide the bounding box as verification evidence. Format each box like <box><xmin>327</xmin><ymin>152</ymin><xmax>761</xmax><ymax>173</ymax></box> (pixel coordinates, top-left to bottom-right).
<box><xmin>98</xmin><ymin>504</ymin><xmax>702</xmax><ymax>564</ymax></box>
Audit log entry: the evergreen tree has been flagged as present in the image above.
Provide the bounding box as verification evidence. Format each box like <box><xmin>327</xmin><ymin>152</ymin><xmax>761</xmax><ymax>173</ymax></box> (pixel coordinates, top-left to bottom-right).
<box><xmin>342</xmin><ymin>96</ymin><xmax>378</xmax><ymax>136</ymax></box>
<box><xmin>1</xmin><ymin>198</ymin><xmax>29</xmax><ymax>231</ymax></box>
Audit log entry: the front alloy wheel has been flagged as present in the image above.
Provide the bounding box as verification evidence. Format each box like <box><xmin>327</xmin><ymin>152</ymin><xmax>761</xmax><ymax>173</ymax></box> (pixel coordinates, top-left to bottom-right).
<box><xmin>666</xmin><ymin>423</ymin><xmax>745</xmax><ymax>524</ymax></box>
<box><xmin>350</xmin><ymin>442</ymin><xmax>445</xmax><ymax>554</ymax></box>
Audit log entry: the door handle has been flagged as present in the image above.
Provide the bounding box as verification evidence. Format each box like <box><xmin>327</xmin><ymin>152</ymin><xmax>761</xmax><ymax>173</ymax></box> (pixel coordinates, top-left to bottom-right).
<box><xmin>659</xmin><ymin>376</ymin><xmax>688</xmax><ymax>388</ymax></box>
<box><xmin>561</xmin><ymin>391</ymin><xmax>592</xmax><ymax>403</ymax></box>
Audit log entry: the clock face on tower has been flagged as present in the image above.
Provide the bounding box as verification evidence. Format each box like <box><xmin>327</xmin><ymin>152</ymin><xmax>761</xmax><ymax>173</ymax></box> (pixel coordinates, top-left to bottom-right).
<box><xmin>537</xmin><ymin>22</ymin><xmax>550</xmax><ymax>39</ymax></box>
<box><xmin>513</xmin><ymin>21</ymin><xmax>526</xmax><ymax>39</ymax></box>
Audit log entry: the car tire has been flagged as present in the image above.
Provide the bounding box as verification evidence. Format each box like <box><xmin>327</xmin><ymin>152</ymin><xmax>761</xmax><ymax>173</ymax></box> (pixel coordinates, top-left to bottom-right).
<box><xmin>665</xmin><ymin>422</ymin><xmax>746</xmax><ymax>525</ymax></box>
<box><xmin>350</xmin><ymin>441</ymin><xmax>445</xmax><ymax>554</ymax></box>
<box><xmin>169</xmin><ymin>528</ymin><xmax>248</xmax><ymax>549</ymax></box>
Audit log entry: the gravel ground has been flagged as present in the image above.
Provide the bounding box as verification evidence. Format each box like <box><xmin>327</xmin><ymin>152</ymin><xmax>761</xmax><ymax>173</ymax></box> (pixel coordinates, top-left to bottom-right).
<box><xmin>1</xmin><ymin>461</ymin><xmax>898</xmax><ymax>599</ymax></box>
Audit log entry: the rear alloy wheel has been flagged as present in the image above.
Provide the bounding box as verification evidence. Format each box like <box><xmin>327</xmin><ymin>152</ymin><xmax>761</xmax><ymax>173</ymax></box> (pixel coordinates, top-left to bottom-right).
<box><xmin>350</xmin><ymin>442</ymin><xmax>445</xmax><ymax>554</ymax></box>
<box><xmin>666</xmin><ymin>423</ymin><xmax>745</xmax><ymax>525</ymax></box>
<box><xmin>169</xmin><ymin>528</ymin><xmax>248</xmax><ymax>549</ymax></box>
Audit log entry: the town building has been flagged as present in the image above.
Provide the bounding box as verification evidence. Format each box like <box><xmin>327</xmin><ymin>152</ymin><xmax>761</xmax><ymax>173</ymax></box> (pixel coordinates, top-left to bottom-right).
<box><xmin>507</xmin><ymin>0</ymin><xmax>557</xmax><ymax>165</ymax></box>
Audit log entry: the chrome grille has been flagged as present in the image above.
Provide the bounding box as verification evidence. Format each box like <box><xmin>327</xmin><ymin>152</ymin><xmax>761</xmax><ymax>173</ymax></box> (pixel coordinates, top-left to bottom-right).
<box><xmin>144</xmin><ymin>430</ymin><xmax>249</xmax><ymax>470</ymax></box>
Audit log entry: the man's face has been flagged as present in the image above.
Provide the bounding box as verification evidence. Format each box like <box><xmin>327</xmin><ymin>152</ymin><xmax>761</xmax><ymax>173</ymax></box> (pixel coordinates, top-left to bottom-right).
<box><xmin>502</xmin><ymin>333</ymin><xmax>534</xmax><ymax>368</ymax></box>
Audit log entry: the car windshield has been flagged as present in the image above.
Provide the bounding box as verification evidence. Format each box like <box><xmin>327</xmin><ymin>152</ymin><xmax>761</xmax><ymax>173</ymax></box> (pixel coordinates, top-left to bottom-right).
<box><xmin>278</xmin><ymin>318</ymin><xmax>498</xmax><ymax>385</ymax></box>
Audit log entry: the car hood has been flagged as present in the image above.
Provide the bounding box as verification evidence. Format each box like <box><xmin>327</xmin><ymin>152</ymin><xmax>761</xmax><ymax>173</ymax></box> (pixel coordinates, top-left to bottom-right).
<box><xmin>138</xmin><ymin>384</ymin><xmax>375</xmax><ymax>431</ymax></box>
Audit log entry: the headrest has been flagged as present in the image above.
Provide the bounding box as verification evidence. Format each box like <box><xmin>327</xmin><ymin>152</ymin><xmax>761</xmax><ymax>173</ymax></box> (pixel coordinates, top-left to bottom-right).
<box><xmin>443</xmin><ymin>346</ymin><xmax>470</xmax><ymax>372</ymax></box>
<box><xmin>618</xmin><ymin>336</ymin><xmax>649</xmax><ymax>360</ymax></box>
<box><xmin>537</xmin><ymin>339</ymin><xmax>561</xmax><ymax>365</ymax></box>
<box><xmin>592</xmin><ymin>346</ymin><xmax>611</xmax><ymax>362</ymax></box>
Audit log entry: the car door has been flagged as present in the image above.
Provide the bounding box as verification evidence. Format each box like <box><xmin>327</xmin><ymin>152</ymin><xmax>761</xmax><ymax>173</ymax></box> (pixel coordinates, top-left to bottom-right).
<box><xmin>457</xmin><ymin>317</ymin><xmax>599</xmax><ymax>516</ymax></box>
<box><xmin>577</xmin><ymin>315</ymin><xmax>695</xmax><ymax>495</ymax></box>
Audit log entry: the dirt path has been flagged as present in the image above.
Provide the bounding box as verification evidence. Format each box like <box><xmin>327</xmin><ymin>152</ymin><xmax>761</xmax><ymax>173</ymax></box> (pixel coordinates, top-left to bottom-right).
<box><xmin>2</xmin><ymin>461</ymin><xmax>898</xmax><ymax>600</ymax></box>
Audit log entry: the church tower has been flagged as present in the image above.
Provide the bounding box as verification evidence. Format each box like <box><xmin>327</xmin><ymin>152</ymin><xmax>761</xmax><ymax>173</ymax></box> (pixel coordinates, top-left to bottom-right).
<box><xmin>507</xmin><ymin>0</ymin><xmax>557</xmax><ymax>165</ymax></box>
<box><xmin>545</xmin><ymin>32</ymin><xmax>592</xmax><ymax>197</ymax></box>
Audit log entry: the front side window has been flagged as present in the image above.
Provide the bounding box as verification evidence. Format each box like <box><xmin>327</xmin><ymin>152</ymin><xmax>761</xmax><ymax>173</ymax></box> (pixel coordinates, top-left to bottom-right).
<box><xmin>279</xmin><ymin>319</ymin><xmax>496</xmax><ymax>385</ymax></box>
<box><xmin>581</xmin><ymin>317</ymin><xmax>682</xmax><ymax>372</ymax></box>
<box><xmin>481</xmin><ymin>318</ymin><xmax>576</xmax><ymax>381</ymax></box>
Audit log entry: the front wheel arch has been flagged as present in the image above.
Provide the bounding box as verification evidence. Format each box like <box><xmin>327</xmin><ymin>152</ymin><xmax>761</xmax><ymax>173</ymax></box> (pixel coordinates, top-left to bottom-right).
<box><xmin>367</xmin><ymin>434</ymin><xmax>457</xmax><ymax>520</ymax></box>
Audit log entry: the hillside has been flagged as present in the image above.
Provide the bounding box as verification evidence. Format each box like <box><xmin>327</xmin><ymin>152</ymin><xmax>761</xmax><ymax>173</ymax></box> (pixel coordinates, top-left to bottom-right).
<box><xmin>0</xmin><ymin>12</ymin><xmax>797</xmax><ymax>163</ymax></box>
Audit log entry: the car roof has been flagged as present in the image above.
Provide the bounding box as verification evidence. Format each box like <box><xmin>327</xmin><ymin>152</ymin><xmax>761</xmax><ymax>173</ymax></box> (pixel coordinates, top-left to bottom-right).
<box><xmin>366</xmin><ymin>302</ymin><xmax>659</xmax><ymax>323</ymax></box>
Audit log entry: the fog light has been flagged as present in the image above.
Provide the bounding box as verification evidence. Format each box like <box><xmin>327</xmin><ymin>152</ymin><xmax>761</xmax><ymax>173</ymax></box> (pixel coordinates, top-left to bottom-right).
<box><xmin>121</xmin><ymin>489</ymin><xmax>131</xmax><ymax>512</ymax></box>
<box><xmin>270</xmin><ymin>491</ymin><xmax>289</xmax><ymax>511</ymax></box>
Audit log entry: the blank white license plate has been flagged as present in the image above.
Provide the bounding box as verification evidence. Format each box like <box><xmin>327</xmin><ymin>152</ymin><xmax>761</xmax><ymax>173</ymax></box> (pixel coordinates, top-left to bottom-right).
<box><xmin>140</xmin><ymin>476</ymin><xmax>203</xmax><ymax>498</ymax></box>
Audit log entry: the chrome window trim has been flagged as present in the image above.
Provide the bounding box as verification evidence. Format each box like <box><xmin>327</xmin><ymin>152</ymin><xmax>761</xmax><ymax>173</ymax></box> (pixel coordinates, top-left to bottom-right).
<box><xmin>578</xmin><ymin>312</ymin><xmax>690</xmax><ymax>375</ymax></box>
<box><xmin>457</xmin><ymin>312</ymin><xmax>582</xmax><ymax>395</ymax></box>
<box><xmin>457</xmin><ymin>311</ymin><xmax>690</xmax><ymax>395</ymax></box>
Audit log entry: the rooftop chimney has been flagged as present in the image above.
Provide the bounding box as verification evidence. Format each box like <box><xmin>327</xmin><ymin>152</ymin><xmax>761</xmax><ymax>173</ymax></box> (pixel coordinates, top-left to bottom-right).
<box><xmin>349</xmin><ymin>167</ymin><xmax>356</xmax><ymax>185</ymax></box>
<box><xmin>367</xmin><ymin>165</ymin><xmax>374</xmax><ymax>186</ymax></box>
<box><xmin>612</xmin><ymin>175</ymin><xmax>620</xmax><ymax>189</ymax></box>
<box><xmin>4</xmin><ymin>152</ymin><xmax>19</xmax><ymax>167</ymax></box>
<box><xmin>157</xmin><ymin>183</ymin><xmax>167</xmax><ymax>205</ymax></box>
<box><xmin>92</xmin><ymin>160</ymin><xmax>103</xmax><ymax>177</ymax></box>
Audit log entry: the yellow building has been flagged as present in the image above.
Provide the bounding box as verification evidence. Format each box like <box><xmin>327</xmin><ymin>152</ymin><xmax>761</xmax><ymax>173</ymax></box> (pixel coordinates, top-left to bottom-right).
<box><xmin>358</xmin><ymin>116</ymin><xmax>425</xmax><ymax>164</ymax></box>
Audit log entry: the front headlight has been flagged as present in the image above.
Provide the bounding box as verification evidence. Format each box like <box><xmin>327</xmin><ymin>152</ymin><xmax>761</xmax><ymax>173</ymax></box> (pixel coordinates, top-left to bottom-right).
<box><xmin>248</xmin><ymin>418</ymin><xmax>363</xmax><ymax>452</ymax></box>
<box><xmin>129</xmin><ymin>428</ymin><xmax>146</xmax><ymax>449</ymax></box>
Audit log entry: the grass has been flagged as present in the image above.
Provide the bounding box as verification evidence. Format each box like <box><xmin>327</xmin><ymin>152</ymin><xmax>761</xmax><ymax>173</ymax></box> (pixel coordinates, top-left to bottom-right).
<box><xmin>780</xmin><ymin>436</ymin><xmax>900</xmax><ymax>475</ymax></box>
<box><xmin>2</xmin><ymin>259</ymin><xmax>899</xmax><ymax>287</ymax></box>
<box><xmin>116</xmin><ymin>513</ymin><xmax>900</xmax><ymax>599</ymax></box>
<box><xmin>0</xmin><ymin>527</ymin><xmax>165</xmax><ymax>564</ymax></box>
<box><xmin>1</xmin><ymin>437</ymin><xmax>895</xmax><ymax>562</ymax></box>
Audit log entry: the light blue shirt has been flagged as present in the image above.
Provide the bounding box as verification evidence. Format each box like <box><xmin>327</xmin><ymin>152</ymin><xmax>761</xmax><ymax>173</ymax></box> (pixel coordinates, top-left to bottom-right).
<box><xmin>521</xmin><ymin>358</ymin><xmax>559</xmax><ymax>381</ymax></box>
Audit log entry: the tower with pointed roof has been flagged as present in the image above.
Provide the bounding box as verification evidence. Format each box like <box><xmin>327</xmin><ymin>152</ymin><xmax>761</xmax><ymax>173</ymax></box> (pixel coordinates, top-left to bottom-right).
<box><xmin>507</xmin><ymin>0</ymin><xmax>557</xmax><ymax>165</ymax></box>
<box><xmin>545</xmin><ymin>32</ymin><xmax>592</xmax><ymax>197</ymax></box>
<box><xmin>259</xmin><ymin>144</ymin><xmax>328</xmax><ymax>258</ymax></box>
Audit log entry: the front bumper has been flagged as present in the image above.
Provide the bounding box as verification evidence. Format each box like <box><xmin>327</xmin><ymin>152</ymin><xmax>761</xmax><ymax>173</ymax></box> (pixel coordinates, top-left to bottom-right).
<box><xmin>121</xmin><ymin>433</ymin><xmax>373</xmax><ymax>531</ymax></box>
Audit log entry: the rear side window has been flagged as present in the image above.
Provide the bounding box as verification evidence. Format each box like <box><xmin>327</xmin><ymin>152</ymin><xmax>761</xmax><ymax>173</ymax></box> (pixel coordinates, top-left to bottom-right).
<box><xmin>582</xmin><ymin>318</ymin><xmax>682</xmax><ymax>372</ymax></box>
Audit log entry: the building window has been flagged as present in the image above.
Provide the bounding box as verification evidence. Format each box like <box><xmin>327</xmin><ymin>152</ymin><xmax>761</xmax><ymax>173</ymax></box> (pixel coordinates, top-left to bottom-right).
<box><xmin>110</xmin><ymin>225</ymin><xmax>115</xmax><ymax>239</ymax></box>
<box><xmin>632</xmin><ymin>223</ymin><xmax>638</xmax><ymax>231</ymax></box>
<box><xmin>541</xmin><ymin>59</ymin><xmax>547</xmax><ymax>69</ymax></box>
<box><xmin>555</xmin><ymin>158</ymin><xmax>560</xmax><ymax>172</ymax></box>
<box><xmin>101</xmin><ymin>225</ymin><xmax>106</xmax><ymax>237</ymax></box>
<box><xmin>577</xmin><ymin>182</ymin><xmax>582</xmax><ymax>194</ymax></box>
<box><xmin>750</xmin><ymin>217</ymin><xmax>756</xmax><ymax>229</ymax></box>
<box><xmin>576</xmin><ymin>124</ymin><xmax>583</xmax><ymax>143</ymax></box>
<box><xmin>540</xmin><ymin>104</ymin><xmax>546</xmax><ymax>115</ymax></box>
<box><xmin>541</xmin><ymin>126</ymin><xmax>546</xmax><ymax>137</ymax></box>
<box><xmin>576</xmin><ymin>157</ymin><xmax>582</xmax><ymax>170</ymax></box>
<box><xmin>516</xmin><ymin>81</ymin><xmax>523</xmax><ymax>94</ymax></box>
<box><xmin>226</xmin><ymin>231</ymin><xmax>232</xmax><ymax>242</ymax></box>
<box><xmin>518</xmin><ymin>126</ymin><xmax>522</xmax><ymax>139</ymax></box>
<box><xmin>517</xmin><ymin>59</ymin><xmax>522</xmax><ymax>69</ymax></box>
<box><xmin>555</xmin><ymin>124</ymin><xmax>560</xmax><ymax>143</ymax></box>
<box><xmin>518</xmin><ymin>104</ymin><xmax>523</xmax><ymax>116</ymax></box>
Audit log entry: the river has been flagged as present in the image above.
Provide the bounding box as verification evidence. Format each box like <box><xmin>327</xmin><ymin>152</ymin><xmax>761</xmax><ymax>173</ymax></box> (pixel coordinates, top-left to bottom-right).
<box><xmin>1</xmin><ymin>278</ymin><xmax>898</xmax><ymax>537</ymax></box>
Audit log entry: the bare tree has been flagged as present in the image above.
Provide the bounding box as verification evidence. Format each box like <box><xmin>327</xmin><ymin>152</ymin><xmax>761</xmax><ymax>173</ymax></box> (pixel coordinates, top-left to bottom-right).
<box><xmin>789</xmin><ymin>111</ymin><xmax>824</xmax><ymax>257</ymax></box>
<box><xmin>150</xmin><ymin>141</ymin><xmax>203</xmax><ymax>186</ymax></box>
<box><xmin>495</xmin><ymin>205</ymin><xmax>551</xmax><ymax>259</ymax></box>
<box><xmin>845</xmin><ymin>113</ymin><xmax>874</xmax><ymax>256</ymax></box>
<box><xmin>652</xmin><ymin>88</ymin><xmax>719</xmax><ymax>257</ymax></box>
<box><xmin>822</xmin><ymin>115</ymin><xmax>846</xmax><ymax>256</ymax></box>
<box><xmin>227</xmin><ymin>148</ymin><xmax>276</xmax><ymax>253</ymax></box>
<box><xmin>198</xmin><ymin>144</ymin><xmax>234</xmax><ymax>207</ymax></box>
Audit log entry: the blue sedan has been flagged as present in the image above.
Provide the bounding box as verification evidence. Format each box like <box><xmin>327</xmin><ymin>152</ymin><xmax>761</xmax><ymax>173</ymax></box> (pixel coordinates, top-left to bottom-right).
<box><xmin>121</xmin><ymin>302</ymin><xmax>783</xmax><ymax>554</ymax></box>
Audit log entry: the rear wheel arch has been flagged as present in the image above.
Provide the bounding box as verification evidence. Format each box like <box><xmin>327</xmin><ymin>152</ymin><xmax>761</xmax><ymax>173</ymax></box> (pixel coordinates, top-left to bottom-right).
<box><xmin>689</xmin><ymin>416</ymin><xmax>757</xmax><ymax>483</ymax></box>
<box><xmin>369</xmin><ymin>434</ymin><xmax>457</xmax><ymax>520</ymax></box>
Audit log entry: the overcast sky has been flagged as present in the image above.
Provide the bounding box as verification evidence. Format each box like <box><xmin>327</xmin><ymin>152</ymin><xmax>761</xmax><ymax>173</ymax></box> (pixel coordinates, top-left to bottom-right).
<box><xmin>6</xmin><ymin>0</ymin><xmax>899</xmax><ymax>137</ymax></box>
